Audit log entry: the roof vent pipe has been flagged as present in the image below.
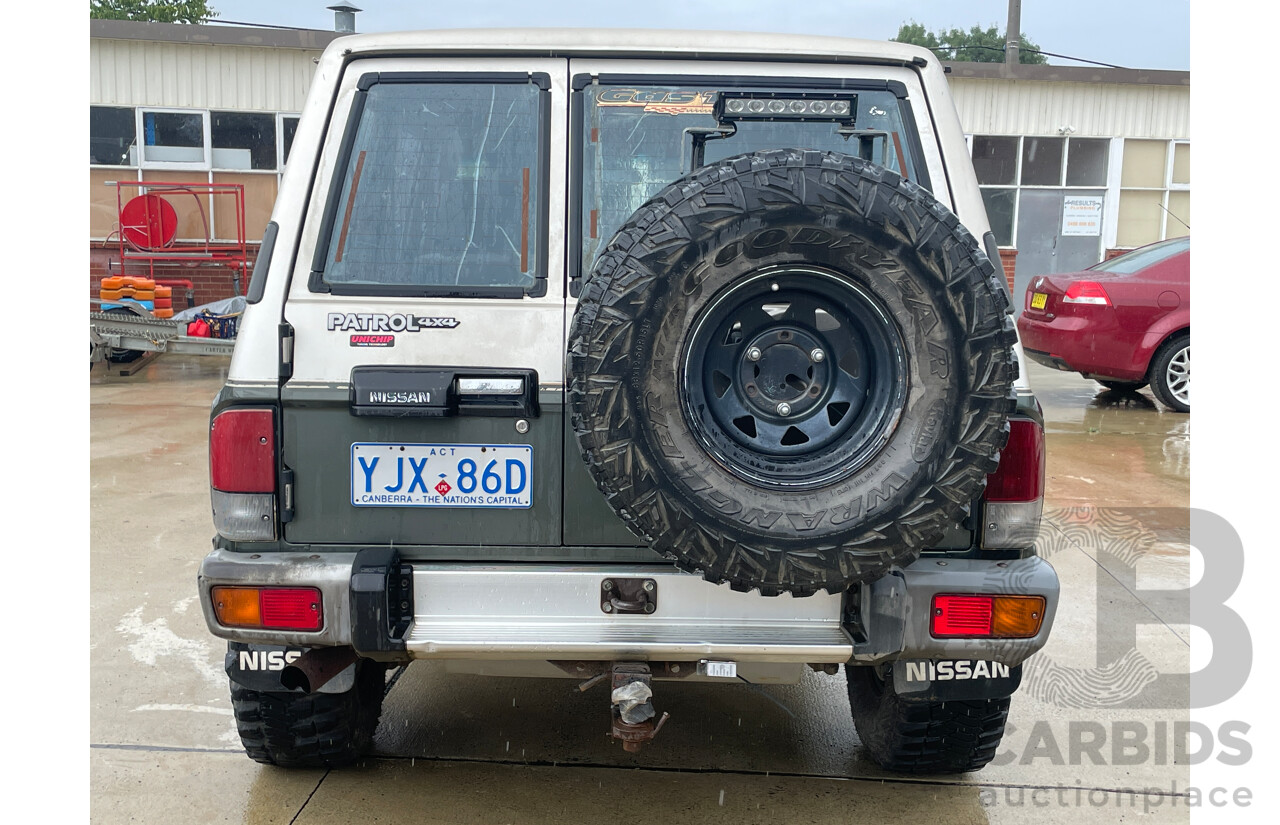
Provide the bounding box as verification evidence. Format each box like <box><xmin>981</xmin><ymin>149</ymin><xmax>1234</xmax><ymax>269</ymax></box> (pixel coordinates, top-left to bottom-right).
<box><xmin>327</xmin><ymin>4</ymin><xmax>361</xmax><ymax>33</ymax></box>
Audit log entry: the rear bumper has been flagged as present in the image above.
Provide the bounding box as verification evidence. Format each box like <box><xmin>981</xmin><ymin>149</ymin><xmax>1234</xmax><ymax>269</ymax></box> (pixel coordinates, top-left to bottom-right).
<box><xmin>1017</xmin><ymin>312</ymin><xmax>1148</xmax><ymax>382</ymax></box>
<box><xmin>199</xmin><ymin>551</ymin><xmax>1059</xmax><ymax>668</ymax></box>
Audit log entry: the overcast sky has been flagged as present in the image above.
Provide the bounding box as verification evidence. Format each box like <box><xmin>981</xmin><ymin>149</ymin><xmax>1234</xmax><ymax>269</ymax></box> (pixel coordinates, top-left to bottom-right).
<box><xmin>203</xmin><ymin>0</ymin><xmax>1191</xmax><ymax>71</ymax></box>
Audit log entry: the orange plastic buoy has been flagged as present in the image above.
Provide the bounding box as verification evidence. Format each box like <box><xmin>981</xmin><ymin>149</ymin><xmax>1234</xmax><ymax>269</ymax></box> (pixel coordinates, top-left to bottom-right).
<box><xmin>155</xmin><ymin>285</ymin><xmax>172</xmax><ymax>299</ymax></box>
<box><xmin>133</xmin><ymin>290</ymin><xmax>156</xmax><ymax>302</ymax></box>
<box><xmin>153</xmin><ymin>308</ymin><xmax>174</xmax><ymax>319</ymax></box>
<box><xmin>99</xmin><ymin>289</ymin><xmax>125</xmax><ymax>301</ymax></box>
<box><xmin>154</xmin><ymin>297</ymin><xmax>172</xmax><ymax>309</ymax></box>
<box><xmin>101</xmin><ymin>276</ymin><xmax>125</xmax><ymax>290</ymax></box>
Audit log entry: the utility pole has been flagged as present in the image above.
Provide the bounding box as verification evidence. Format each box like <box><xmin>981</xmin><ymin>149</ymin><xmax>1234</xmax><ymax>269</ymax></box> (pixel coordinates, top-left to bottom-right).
<box><xmin>1005</xmin><ymin>0</ymin><xmax>1022</xmax><ymax>67</ymax></box>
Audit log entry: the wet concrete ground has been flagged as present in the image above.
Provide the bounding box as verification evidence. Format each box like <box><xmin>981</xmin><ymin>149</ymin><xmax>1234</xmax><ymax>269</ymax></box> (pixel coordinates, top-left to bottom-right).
<box><xmin>90</xmin><ymin>355</ymin><xmax>1192</xmax><ymax>823</ymax></box>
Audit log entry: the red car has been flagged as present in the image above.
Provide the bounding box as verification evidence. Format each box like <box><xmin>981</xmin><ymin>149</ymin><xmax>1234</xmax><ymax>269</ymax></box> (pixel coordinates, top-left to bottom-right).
<box><xmin>1016</xmin><ymin>237</ymin><xmax>1190</xmax><ymax>412</ymax></box>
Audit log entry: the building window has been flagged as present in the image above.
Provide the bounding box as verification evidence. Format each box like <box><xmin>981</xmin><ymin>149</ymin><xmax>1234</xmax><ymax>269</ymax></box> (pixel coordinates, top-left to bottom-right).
<box><xmin>211</xmin><ymin>111</ymin><xmax>277</xmax><ymax>170</ymax></box>
<box><xmin>90</xmin><ymin>106</ymin><xmax>137</xmax><ymax>166</ymax></box>
<box><xmin>141</xmin><ymin>110</ymin><xmax>208</xmax><ymax>166</ymax></box>
<box><xmin>972</xmin><ymin>135</ymin><xmax>1110</xmax><ymax>248</ymax></box>
<box><xmin>280</xmin><ymin>115</ymin><xmax>300</xmax><ymax>166</ymax></box>
<box><xmin>1117</xmin><ymin>139</ymin><xmax>1190</xmax><ymax>247</ymax></box>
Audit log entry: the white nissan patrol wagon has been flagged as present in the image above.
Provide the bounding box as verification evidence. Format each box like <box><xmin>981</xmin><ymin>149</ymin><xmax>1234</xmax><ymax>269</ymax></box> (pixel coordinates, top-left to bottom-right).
<box><xmin>198</xmin><ymin>28</ymin><xmax>1058</xmax><ymax>773</ymax></box>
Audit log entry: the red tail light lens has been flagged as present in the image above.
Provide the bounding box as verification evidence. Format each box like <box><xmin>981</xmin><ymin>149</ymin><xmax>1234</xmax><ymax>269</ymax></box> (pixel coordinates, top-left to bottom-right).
<box><xmin>1062</xmin><ymin>280</ymin><xmax>1112</xmax><ymax>306</ymax></box>
<box><xmin>210</xmin><ymin>409</ymin><xmax>276</xmax><ymax>493</ymax></box>
<box><xmin>985</xmin><ymin>419</ymin><xmax>1045</xmax><ymax>502</ymax></box>
<box><xmin>932</xmin><ymin>594</ymin><xmax>993</xmax><ymax>636</ymax></box>
<box><xmin>260</xmin><ymin>588</ymin><xmax>323</xmax><ymax>630</ymax></box>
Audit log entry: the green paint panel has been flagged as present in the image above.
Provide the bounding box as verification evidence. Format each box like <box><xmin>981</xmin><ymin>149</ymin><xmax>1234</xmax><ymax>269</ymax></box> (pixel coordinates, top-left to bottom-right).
<box><xmin>561</xmin><ymin>410</ymin><xmax>649</xmax><ymax>547</ymax></box>
<box><xmin>283</xmin><ymin>393</ymin><xmax>561</xmax><ymax>546</ymax></box>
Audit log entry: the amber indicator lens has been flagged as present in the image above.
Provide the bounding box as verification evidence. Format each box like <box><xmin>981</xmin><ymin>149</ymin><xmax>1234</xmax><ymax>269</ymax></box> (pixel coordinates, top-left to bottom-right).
<box><xmin>212</xmin><ymin>586</ymin><xmax>261</xmax><ymax>627</ymax></box>
<box><xmin>992</xmin><ymin>595</ymin><xmax>1046</xmax><ymax>638</ymax></box>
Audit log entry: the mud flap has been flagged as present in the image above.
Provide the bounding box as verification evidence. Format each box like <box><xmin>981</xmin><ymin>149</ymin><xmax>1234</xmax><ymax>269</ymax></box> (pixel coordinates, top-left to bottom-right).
<box><xmin>225</xmin><ymin>642</ymin><xmax>357</xmax><ymax>694</ymax></box>
<box><xmin>891</xmin><ymin>659</ymin><xmax>1023</xmax><ymax>703</ymax></box>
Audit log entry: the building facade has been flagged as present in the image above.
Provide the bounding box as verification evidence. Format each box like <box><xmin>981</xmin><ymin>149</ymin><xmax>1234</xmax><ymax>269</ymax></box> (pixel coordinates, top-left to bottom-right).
<box><xmin>88</xmin><ymin>20</ymin><xmax>1190</xmax><ymax>308</ymax></box>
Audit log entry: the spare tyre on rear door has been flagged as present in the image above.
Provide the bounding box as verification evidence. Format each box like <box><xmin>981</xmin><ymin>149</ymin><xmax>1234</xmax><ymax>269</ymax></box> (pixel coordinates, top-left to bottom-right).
<box><xmin>568</xmin><ymin>149</ymin><xmax>1017</xmax><ymax>596</ymax></box>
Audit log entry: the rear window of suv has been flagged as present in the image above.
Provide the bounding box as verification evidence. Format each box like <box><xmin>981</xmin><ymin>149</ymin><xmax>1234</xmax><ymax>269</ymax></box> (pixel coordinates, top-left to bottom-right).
<box><xmin>312</xmin><ymin>74</ymin><xmax>548</xmax><ymax>297</ymax></box>
<box><xmin>579</xmin><ymin>81</ymin><xmax>927</xmax><ymax>272</ymax></box>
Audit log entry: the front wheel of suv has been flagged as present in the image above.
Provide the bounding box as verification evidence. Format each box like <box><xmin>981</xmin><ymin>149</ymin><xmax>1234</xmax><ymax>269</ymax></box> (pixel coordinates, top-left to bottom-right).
<box><xmin>847</xmin><ymin>664</ymin><xmax>1010</xmax><ymax>774</ymax></box>
<box><xmin>230</xmin><ymin>657</ymin><xmax>388</xmax><ymax>767</ymax></box>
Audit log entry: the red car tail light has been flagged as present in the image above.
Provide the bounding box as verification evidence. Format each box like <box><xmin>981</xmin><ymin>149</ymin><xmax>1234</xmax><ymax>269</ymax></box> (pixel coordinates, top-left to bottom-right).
<box><xmin>981</xmin><ymin>418</ymin><xmax>1045</xmax><ymax>549</ymax></box>
<box><xmin>210</xmin><ymin>408</ymin><xmax>277</xmax><ymax>541</ymax></box>
<box><xmin>985</xmin><ymin>419</ymin><xmax>1044</xmax><ymax>502</ymax></box>
<box><xmin>1062</xmin><ymin>280</ymin><xmax>1112</xmax><ymax>306</ymax></box>
<box><xmin>210</xmin><ymin>409</ymin><xmax>275</xmax><ymax>493</ymax></box>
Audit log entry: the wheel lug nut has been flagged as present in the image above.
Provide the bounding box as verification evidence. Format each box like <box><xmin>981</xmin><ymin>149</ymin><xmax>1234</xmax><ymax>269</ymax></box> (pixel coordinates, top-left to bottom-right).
<box><xmin>777</xmin><ymin>402</ymin><xmax>792</xmax><ymax>416</ymax></box>
<box><xmin>811</xmin><ymin>348</ymin><xmax>825</xmax><ymax>363</ymax></box>
<box><xmin>747</xmin><ymin>347</ymin><xmax>762</xmax><ymax>362</ymax></box>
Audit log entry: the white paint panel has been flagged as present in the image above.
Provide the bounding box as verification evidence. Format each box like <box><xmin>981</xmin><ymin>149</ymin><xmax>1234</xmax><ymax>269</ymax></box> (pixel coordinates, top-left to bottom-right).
<box><xmin>949</xmin><ymin>78</ymin><xmax>1189</xmax><ymax>140</ymax></box>
<box><xmin>91</xmin><ymin>38</ymin><xmax>324</xmax><ymax>112</ymax></box>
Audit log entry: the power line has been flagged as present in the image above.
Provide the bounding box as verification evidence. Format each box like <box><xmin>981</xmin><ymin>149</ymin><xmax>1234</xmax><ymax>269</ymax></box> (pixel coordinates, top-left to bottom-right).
<box><xmin>202</xmin><ymin>19</ymin><xmax>326</xmax><ymax>32</ymax></box>
<box><xmin>932</xmin><ymin>44</ymin><xmax>1128</xmax><ymax>70</ymax></box>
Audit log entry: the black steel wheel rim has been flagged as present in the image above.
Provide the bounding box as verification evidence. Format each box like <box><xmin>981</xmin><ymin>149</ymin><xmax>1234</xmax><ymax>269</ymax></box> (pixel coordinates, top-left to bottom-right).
<box><xmin>681</xmin><ymin>266</ymin><xmax>908</xmax><ymax>489</ymax></box>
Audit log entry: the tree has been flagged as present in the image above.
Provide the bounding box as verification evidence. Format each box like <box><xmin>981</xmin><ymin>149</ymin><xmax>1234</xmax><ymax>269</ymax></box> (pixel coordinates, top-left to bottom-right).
<box><xmin>90</xmin><ymin>1</ymin><xmax>218</xmax><ymax>24</ymax></box>
<box><xmin>892</xmin><ymin>21</ymin><xmax>1048</xmax><ymax>65</ymax></box>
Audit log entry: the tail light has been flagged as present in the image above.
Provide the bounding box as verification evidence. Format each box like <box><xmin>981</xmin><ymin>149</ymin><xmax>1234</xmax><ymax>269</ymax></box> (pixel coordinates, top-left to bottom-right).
<box><xmin>981</xmin><ymin>417</ymin><xmax>1044</xmax><ymax>549</ymax></box>
<box><xmin>931</xmin><ymin>594</ymin><xmax>1045</xmax><ymax>638</ymax></box>
<box><xmin>1062</xmin><ymin>280</ymin><xmax>1112</xmax><ymax>306</ymax></box>
<box><xmin>212</xmin><ymin>586</ymin><xmax>322</xmax><ymax>631</ymax></box>
<box><xmin>210</xmin><ymin>408</ymin><xmax>277</xmax><ymax>541</ymax></box>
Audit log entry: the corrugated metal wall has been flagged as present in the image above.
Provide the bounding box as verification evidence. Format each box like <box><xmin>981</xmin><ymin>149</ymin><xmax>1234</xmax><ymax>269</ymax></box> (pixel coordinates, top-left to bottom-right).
<box><xmin>949</xmin><ymin>78</ymin><xmax>1189</xmax><ymax>139</ymax></box>
<box><xmin>90</xmin><ymin>38</ymin><xmax>320</xmax><ymax>113</ymax></box>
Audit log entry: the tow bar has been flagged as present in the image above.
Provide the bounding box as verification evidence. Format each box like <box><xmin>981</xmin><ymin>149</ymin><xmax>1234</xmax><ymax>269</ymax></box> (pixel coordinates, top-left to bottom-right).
<box><xmin>579</xmin><ymin>662</ymin><xmax>670</xmax><ymax>753</ymax></box>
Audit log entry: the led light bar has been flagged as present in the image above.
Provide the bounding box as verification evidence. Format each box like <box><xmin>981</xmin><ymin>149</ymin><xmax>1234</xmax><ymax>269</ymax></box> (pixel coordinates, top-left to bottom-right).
<box><xmin>716</xmin><ymin>93</ymin><xmax>857</xmax><ymax>124</ymax></box>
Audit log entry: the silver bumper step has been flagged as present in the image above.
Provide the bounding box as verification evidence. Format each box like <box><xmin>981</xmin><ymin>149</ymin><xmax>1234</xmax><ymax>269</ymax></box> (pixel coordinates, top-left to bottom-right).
<box><xmin>404</xmin><ymin>564</ymin><xmax>852</xmax><ymax>663</ymax></box>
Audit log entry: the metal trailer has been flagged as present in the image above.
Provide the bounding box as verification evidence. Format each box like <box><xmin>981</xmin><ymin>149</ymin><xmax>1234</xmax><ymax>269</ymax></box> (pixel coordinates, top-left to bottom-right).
<box><xmin>90</xmin><ymin>303</ymin><xmax>236</xmax><ymax>375</ymax></box>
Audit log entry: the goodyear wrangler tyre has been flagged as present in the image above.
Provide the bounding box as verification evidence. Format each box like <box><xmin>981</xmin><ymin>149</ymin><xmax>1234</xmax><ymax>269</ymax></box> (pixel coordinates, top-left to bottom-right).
<box><xmin>568</xmin><ymin>149</ymin><xmax>1017</xmax><ymax>596</ymax></box>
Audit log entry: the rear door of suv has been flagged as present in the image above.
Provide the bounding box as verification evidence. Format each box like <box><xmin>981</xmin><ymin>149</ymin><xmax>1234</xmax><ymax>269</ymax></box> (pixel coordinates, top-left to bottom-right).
<box><xmin>280</xmin><ymin>57</ymin><xmax>569</xmax><ymax>550</ymax></box>
<box><xmin>561</xmin><ymin>56</ymin><xmax>952</xmax><ymax>546</ymax></box>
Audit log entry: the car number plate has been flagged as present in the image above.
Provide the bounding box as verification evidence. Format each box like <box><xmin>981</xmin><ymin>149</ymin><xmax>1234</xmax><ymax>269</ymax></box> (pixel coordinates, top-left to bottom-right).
<box><xmin>351</xmin><ymin>443</ymin><xmax>532</xmax><ymax>508</ymax></box>
<box><xmin>1030</xmin><ymin>292</ymin><xmax>1048</xmax><ymax>310</ymax></box>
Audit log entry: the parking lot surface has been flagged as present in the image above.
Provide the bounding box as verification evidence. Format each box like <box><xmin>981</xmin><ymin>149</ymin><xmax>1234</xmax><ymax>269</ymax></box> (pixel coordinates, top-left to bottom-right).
<box><xmin>90</xmin><ymin>355</ymin><xmax>1191</xmax><ymax>823</ymax></box>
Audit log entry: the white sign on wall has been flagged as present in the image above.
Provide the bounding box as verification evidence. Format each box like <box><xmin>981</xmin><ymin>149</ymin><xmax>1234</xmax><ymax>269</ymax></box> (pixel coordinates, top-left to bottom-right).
<box><xmin>1062</xmin><ymin>196</ymin><xmax>1104</xmax><ymax>237</ymax></box>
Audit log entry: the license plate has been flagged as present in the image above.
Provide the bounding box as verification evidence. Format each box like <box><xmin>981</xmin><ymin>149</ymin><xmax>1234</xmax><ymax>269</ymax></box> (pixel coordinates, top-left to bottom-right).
<box><xmin>1030</xmin><ymin>292</ymin><xmax>1048</xmax><ymax>310</ymax></box>
<box><xmin>351</xmin><ymin>443</ymin><xmax>532</xmax><ymax>508</ymax></box>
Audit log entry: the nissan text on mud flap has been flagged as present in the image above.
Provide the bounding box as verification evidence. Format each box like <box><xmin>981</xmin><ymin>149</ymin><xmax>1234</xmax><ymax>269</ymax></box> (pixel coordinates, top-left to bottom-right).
<box><xmin>198</xmin><ymin>29</ymin><xmax>1059</xmax><ymax>772</ymax></box>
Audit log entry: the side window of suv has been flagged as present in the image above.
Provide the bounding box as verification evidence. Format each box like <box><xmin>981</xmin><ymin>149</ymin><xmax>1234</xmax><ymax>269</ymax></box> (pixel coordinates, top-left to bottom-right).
<box><xmin>311</xmin><ymin>73</ymin><xmax>550</xmax><ymax>297</ymax></box>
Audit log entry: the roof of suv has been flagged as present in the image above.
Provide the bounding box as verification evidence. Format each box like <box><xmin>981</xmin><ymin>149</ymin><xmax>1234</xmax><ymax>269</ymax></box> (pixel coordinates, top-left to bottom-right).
<box><xmin>327</xmin><ymin>28</ymin><xmax>936</xmax><ymax>65</ymax></box>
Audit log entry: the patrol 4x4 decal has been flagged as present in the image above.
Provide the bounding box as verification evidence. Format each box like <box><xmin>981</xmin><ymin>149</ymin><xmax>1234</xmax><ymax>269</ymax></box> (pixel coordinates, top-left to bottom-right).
<box><xmin>326</xmin><ymin>313</ymin><xmax>460</xmax><ymax>333</ymax></box>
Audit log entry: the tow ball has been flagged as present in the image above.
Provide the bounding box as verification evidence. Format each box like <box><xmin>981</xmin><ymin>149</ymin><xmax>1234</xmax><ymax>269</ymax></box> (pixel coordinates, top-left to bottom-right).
<box><xmin>598</xmin><ymin>662</ymin><xmax>669</xmax><ymax>753</ymax></box>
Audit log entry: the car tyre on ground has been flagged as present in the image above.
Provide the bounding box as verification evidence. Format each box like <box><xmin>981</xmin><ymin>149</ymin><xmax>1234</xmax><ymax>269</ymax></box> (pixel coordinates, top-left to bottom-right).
<box><xmin>847</xmin><ymin>663</ymin><xmax>1010</xmax><ymax>774</ymax></box>
<box><xmin>1148</xmin><ymin>333</ymin><xmax>1190</xmax><ymax>413</ymax></box>
<box><xmin>230</xmin><ymin>658</ymin><xmax>388</xmax><ymax>767</ymax></box>
<box><xmin>569</xmin><ymin>148</ymin><xmax>1017</xmax><ymax>597</ymax></box>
